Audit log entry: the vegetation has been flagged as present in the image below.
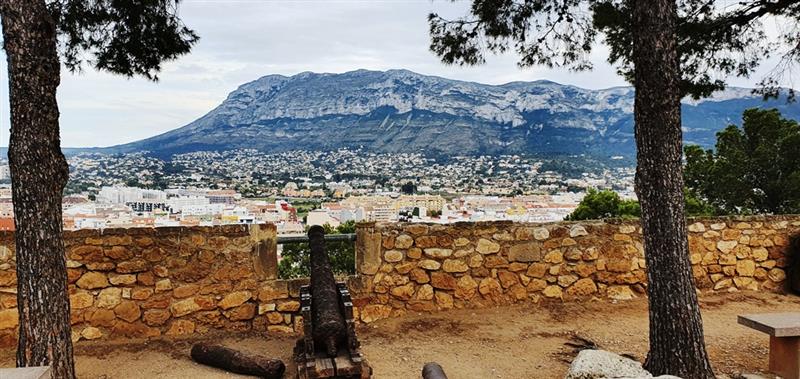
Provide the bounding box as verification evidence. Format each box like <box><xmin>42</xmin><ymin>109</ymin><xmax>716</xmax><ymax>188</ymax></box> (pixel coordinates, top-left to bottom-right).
<box><xmin>565</xmin><ymin>189</ymin><xmax>640</xmax><ymax>220</ymax></box>
<box><xmin>401</xmin><ymin>181</ymin><xmax>417</xmax><ymax>195</ymax></box>
<box><xmin>566</xmin><ymin>188</ymin><xmax>715</xmax><ymax>221</ymax></box>
<box><xmin>685</xmin><ymin>108</ymin><xmax>800</xmax><ymax>215</ymax></box>
<box><xmin>278</xmin><ymin>221</ymin><xmax>357</xmax><ymax>279</ymax></box>
<box><xmin>422</xmin><ymin>0</ymin><xmax>800</xmax><ymax>375</ymax></box>
<box><xmin>0</xmin><ymin>1</ymin><xmax>196</xmax><ymax>376</ymax></box>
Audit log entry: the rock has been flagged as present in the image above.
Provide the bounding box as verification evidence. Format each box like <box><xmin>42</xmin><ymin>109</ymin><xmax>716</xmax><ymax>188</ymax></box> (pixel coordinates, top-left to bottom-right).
<box><xmin>435</xmin><ymin>291</ymin><xmax>454</xmax><ymax>309</ymax></box>
<box><xmin>468</xmin><ymin>254</ymin><xmax>484</xmax><ymax>268</ymax></box>
<box><xmin>415</xmin><ymin>284</ymin><xmax>434</xmax><ymax>300</ymax></box>
<box><xmin>455</xmin><ymin>275</ymin><xmax>478</xmax><ymax>300</ymax></box>
<box><xmin>173</xmin><ymin>284</ymin><xmax>199</xmax><ymax>298</ymax></box>
<box><xmin>542</xmin><ymin>285</ymin><xmax>563</xmax><ymax>299</ymax></box>
<box><xmin>81</xmin><ymin>327</ymin><xmax>103</xmax><ymax>340</ymax></box>
<box><xmin>430</xmin><ymin>272</ymin><xmax>458</xmax><ymax>290</ymax></box>
<box><xmin>0</xmin><ymin>308</ymin><xmax>19</xmax><ymax>330</ymax></box>
<box><xmin>143</xmin><ymin>309</ymin><xmax>171</xmax><ymax>326</ymax></box>
<box><xmin>768</xmin><ymin>268</ymin><xmax>786</xmax><ymax>282</ymax></box>
<box><xmin>478</xmin><ymin>277</ymin><xmax>503</xmax><ymax>299</ymax></box>
<box><xmin>114</xmin><ymin>300</ymin><xmax>142</xmax><ymax>323</ymax></box>
<box><xmin>384</xmin><ymin>250</ymin><xmax>404</xmax><ymax>262</ymax></box>
<box><xmin>224</xmin><ymin>303</ymin><xmax>257</xmax><ymax>321</ymax></box>
<box><xmin>424</xmin><ymin>248</ymin><xmax>453</xmax><ymax>259</ymax></box>
<box><xmin>607</xmin><ymin>286</ymin><xmax>635</xmax><ymax>300</ymax></box>
<box><xmin>565</xmin><ymin>349</ymin><xmax>651</xmax><ymax>379</ymax></box>
<box><xmin>508</xmin><ymin>242</ymin><xmax>542</xmax><ymax>262</ymax></box>
<box><xmin>687</xmin><ymin>222</ymin><xmax>706</xmax><ymax>233</ymax></box>
<box><xmin>569</xmin><ymin>225</ymin><xmax>588</xmax><ymax>237</ymax></box>
<box><xmin>165</xmin><ymin>320</ymin><xmax>196</xmax><ymax>336</ymax></box>
<box><xmin>558</xmin><ymin>275</ymin><xmax>579</xmax><ymax>287</ymax></box>
<box><xmin>155</xmin><ymin>279</ymin><xmax>173</xmax><ymax>292</ymax></box>
<box><xmin>484</xmin><ymin>255</ymin><xmax>509</xmax><ymax>268</ymax></box>
<box><xmin>498</xmin><ymin>271</ymin><xmax>520</xmax><ymax>288</ymax></box>
<box><xmin>476</xmin><ymin>239</ymin><xmax>500</xmax><ymax>254</ymax></box>
<box><xmin>544</xmin><ymin>250</ymin><xmax>564</xmax><ymax>264</ymax></box>
<box><xmin>96</xmin><ymin>287</ymin><xmax>122</xmax><ymax>309</ymax></box>
<box><xmin>171</xmin><ymin>298</ymin><xmax>201</xmax><ymax>317</ymax></box>
<box><xmin>454</xmin><ymin>237</ymin><xmax>471</xmax><ymax>247</ymax></box>
<box><xmin>736</xmin><ymin>260</ymin><xmax>756</xmax><ymax>277</ymax></box>
<box><xmin>76</xmin><ymin>272</ymin><xmax>109</xmax><ymax>289</ymax></box>
<box><xmin>108</xmin><ymin>274</ymin><xmax>137</xmax><ymax>286</ymax></box>
<box><xmin>394</xmin><ymin>234</ymin><xmax>414</xmax><ymax>249</ymax></box>
<box><xmin>266</xmin><ymin>312</ymin><xmax>284</xmax><ymax>324</ymax></box>
<box><xmin>418</xmin><ymin>259</ymin><xmax>441</xmax><ymax>270</ymax></box>
<box><xmin>566</xmin><ymin>278</ymin><xmax>597</xmax><ymax>297</ymax></box>
<box><xmin>526</xmin><ymin>263</ymin><xmax>548</xmax><ymax>278</ymax></box>
<box><xmin>409</xmin><ymin>268</ymin><xmax>430</xmax><ymax>284</ymax></box>
<box><xmin>86</xmin><ymin>308</ymin><xmax>116</xmax><ymax>327</ymax></box>
<box><xmin>131</xmin><ymin>288</ymin><xmax>154</xmax><ymax>300</ymax></box>
<box><xmin>442</xmin><ymin>259</ymin><xmax>469</xmax><ymax>273</ymax></box>
<box><xmin>218</xmin><ymin>291</ymin><xmax>252</xmax><ymax>310</ymax></box>
<box><xmin>717</xmin><ymin>240</ymin><xmax>738</xmax><ymax>254</ymax></box>
<box><xmin>390</xmin><ymin>283</ymin><xmax>415</xmax><ymax>300</ymax></box>
<box><xmin>360</xmin><ymin>304</ymin><xmax>392</xmax><ymax>323</ymax></box>
<box><xmin>533</xmin><ymin>227</ymin><xmax>550</xmax><ymax>240</ymax></box>
<box><xmin>70</xmin><ymin>291</ymin><xmax>94</xmax><ymax>309</ymax></box>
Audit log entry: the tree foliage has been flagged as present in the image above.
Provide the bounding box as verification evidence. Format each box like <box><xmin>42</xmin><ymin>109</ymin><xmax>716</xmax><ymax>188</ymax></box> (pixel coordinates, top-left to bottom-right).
<box><xmin>565</xmin><ymin>188</ymin><xmax>640</xmax><ymax>220</ymax></box>
<box><xmin>429</xmin><ymin>0</ymin><xmax>800</xmax><ymax>99</ymax></box>
<box><xmin>49</xmin><ymin>0</ymin><xmax>199</xmax><ymax>80</ymax></box>
<box><xmin>567</xmin><ymin>188</ymin><xmax>715</xmax><ymax>220</ymax></box>
<box><xmin>685</xmin><ymin>108</ymin><xmax>800</xmax><ymax>214</ymax></box>
<box><xmin>278</xmin><ymin>221</ymin><xmax>357</xmax><ymax>279</ymax></box>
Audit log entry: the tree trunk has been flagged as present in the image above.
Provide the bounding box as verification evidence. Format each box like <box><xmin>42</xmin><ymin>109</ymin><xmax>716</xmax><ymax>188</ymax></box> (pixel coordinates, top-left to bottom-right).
<box><xmin>631</xmin><ymin>1</ymin><xmax>715</xmax><ymax>378</ymax></box>
<box><xmin>0</xmin><ymin>1</ymin><xmax>75</xmax><ymax>378</ymax></box>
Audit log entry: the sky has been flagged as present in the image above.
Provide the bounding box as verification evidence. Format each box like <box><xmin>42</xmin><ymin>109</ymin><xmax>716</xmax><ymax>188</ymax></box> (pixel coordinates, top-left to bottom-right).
<box><xmin>0</xmin><ymin>0</ymin><xmax>790</xmax><ymax>147</ymax></box>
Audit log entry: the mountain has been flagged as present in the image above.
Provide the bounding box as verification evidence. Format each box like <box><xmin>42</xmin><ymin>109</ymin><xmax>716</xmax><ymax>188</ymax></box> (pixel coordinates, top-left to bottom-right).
<box><xmin>107</xmin><ymin>69</ymin><xmax>800</xmax><ymax>158</ymax></box>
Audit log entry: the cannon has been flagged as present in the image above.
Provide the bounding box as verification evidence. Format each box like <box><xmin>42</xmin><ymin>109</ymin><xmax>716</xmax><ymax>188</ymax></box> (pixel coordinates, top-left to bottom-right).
<box><xmin>294</xmin><ymin>225</ymin><xmax>371</xmax><ymax>379</ymax></box>
<box><xmin>422</xmin><ymin>362</ymin><xmax>448</xmax><ymax>379</ymax></box>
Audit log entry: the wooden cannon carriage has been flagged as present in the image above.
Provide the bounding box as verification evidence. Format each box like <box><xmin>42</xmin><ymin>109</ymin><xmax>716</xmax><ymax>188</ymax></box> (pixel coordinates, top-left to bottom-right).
<box><xmin>293</xmin><ymin>226</ymin><xmax>371</xmax><ymax>379</ymax></box>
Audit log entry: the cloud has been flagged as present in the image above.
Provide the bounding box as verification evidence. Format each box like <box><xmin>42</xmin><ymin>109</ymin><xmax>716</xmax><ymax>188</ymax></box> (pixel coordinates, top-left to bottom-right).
<box><xmin>0</xmin><ymin>1</ymin><xmax>787</xmax><ymax>147</ymax></box>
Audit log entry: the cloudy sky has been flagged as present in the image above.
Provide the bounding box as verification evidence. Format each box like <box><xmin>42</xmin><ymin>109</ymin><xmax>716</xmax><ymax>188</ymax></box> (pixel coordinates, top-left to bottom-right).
<box><xmin>0</xmin><ymin>0</ymin><xmax>788</xmax><ymax>147</ymax></box>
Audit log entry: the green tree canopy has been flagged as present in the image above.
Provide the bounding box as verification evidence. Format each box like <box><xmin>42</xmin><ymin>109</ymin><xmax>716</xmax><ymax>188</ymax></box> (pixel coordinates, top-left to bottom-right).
<box><xmin>565</xmin><ymin>188</ymin><xmax>640</xmax><ymax>220</ymax></box>
<box><xmin>279</xmin><ymin>221</ymin><xmax>357</xmax><ymax>279</ymax></box>
<box><xmin>567</xmin><ymin>188</ymin><xmax>714</xmax><ymax>220</ymax></box>
<box><xmin>685</xmin><ymin>108</ymin><xmax>800</xmax><ymax>214</ymax></box>
<box><xmin>429</xmin><ymin>0</ymin><xmax>800</xmax><ymax>99</ymax></box>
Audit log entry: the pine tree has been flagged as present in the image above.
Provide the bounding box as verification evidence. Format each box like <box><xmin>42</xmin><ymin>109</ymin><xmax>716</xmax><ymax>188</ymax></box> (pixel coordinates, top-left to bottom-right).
<box><xmin>0</xmin><ymin>2</ymin><xmax>197</xmax><ymax>377</ymax></box>
<box><xmin>427</xmin><ymin>0</ymin><xmax>798</xmax><ymax>376</ymax></box>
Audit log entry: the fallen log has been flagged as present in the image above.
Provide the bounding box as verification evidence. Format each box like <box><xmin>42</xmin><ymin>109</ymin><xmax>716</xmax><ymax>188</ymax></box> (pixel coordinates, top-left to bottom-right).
<box><xmin>308</xmin><ymin>225</ymin><xmax>347</xmax><ymax>357</ymax></box>
<box><xmin>422</xmin><ymin>362</ymin><xmax>448</xmax><ymax>379</ymax></box>
<box><xmin>190</xmin><ymin>342</ymin><xmax>285</xmax><ymax>378</ymax></box>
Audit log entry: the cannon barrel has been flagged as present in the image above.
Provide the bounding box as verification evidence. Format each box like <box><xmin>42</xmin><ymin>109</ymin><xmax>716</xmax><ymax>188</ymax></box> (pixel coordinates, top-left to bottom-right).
<box><xmin>308</xmin><ymin>225</ymin><xmax>347</xmax><ymax>357</ymax></box>
<box><xmin>422</xmin><ymin>362</ymin><xmax>448</xmax><ymax>379</ymax></box>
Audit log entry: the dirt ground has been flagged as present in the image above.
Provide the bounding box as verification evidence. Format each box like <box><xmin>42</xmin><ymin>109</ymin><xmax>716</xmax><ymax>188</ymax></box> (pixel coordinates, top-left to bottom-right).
<box><xmin>1</xmin><ymin>291</ymin><xmax>797</xmax><ymax>378</ymax></box>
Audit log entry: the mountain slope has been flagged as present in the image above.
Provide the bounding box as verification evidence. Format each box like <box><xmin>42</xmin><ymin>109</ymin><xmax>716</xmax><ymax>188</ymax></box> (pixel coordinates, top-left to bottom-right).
<box><xmin>107</xmin><ymin>69</ymin><xmax>800</xmax><ymax>158</ymax></box>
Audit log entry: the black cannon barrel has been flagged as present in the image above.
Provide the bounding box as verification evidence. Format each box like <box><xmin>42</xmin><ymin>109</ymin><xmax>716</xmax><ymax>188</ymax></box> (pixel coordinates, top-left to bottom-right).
<box><xmin>422</xmin><ymin>362</ymin><xmax>448</xmax><ymax>379</ymax></box>
<box><xmin>308</xmin><ymin>225</ymin><xmax>347</xmax><ymax>358</ymax></box>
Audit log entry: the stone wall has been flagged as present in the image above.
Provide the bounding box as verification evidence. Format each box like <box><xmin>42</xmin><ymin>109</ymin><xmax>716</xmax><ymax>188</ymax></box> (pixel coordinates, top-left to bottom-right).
<box><xmin>351</xmin><ymin>215</ymin><xmax>799</xmax><ymax>323</ymax></box>
<box><xmin>0</xmin><ymin>224</ymin><xmax>293</xmax><ymax>347</ymax></box>
<box><xmin>0</xmin><ymin>215</ymin><xmax>798</xmax><ymax>347</ymax></box>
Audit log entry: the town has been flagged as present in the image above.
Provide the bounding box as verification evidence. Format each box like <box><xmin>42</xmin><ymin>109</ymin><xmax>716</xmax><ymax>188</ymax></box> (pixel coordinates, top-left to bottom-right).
<box><xmin>0</xmin><ymin>149</ymin><xmax>636</xmax><ymax>232</ymax></box>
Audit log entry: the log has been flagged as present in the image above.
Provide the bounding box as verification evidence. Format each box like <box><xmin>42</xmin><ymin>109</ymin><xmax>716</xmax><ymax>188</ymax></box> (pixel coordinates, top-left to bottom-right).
<box><xmin>308</xmin><ymin>225</ymin><xmax>347</xmax><ymax>357</ymax></box>
<box><xmin>422</xmin><ymin>362</ymin><xmax>448</xmax><ymax>379</ymax></box>
<box><xmin>190</xmin><ymin>342</ymin><xmax>285</xmax><ymax>378</ymax></box>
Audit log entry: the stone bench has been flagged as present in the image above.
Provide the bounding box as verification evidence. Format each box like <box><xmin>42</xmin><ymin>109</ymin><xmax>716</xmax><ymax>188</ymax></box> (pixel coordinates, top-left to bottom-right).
<box><xmin>739</xmin><ymin>313</ymin><xmax>800</xmax><ymax>379</ymax></box>
<box><xmin>0</xmin><ymin>366</ymin><xmax>52</xmax><ymax>379</ymax></box>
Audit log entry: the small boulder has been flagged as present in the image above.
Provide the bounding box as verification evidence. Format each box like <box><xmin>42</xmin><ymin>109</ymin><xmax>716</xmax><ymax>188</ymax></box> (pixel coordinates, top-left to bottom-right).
<box><xmin>566</xmin><ymin>350</ymin><xmax>652</xmax><ymax>379</ymax></box>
